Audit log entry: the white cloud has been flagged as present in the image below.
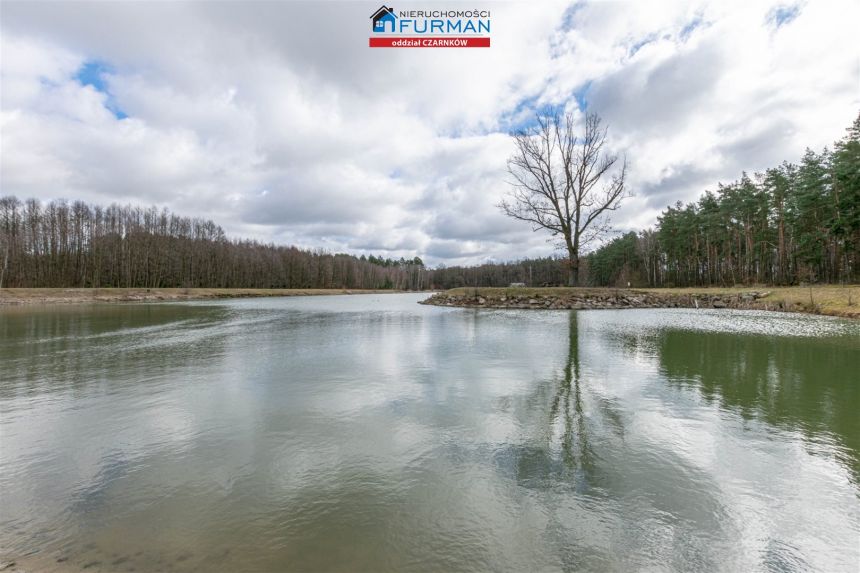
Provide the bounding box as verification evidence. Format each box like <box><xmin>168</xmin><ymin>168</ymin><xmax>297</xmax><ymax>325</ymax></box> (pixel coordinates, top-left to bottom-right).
<box><xmin>1</xmin><ymin>1</ymin><xmax>858</xmax><ymax>265</ymax></box>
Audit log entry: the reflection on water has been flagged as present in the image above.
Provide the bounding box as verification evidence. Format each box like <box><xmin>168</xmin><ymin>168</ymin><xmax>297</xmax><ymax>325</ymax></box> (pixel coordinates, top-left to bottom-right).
<box><xmin>656</xmin><ymin>328</ymin><xmax>860</xmax><ymax>481</ymax></box>
<box><xmin>1</xmin><ymin>296</ymin><xmax>858</xmax><ymax>572</ymax></box>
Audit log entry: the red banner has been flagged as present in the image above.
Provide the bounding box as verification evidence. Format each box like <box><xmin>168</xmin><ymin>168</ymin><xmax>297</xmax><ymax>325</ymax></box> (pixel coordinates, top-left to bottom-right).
<box><xmin>369</xmin><ymin>37</ymin><xmax>491</xmax><ymax>48</ymax></box>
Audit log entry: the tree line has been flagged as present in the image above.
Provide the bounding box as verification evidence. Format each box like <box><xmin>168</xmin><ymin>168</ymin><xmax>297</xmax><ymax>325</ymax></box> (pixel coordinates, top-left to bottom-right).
<box><xmin>2</xmin><ymin>113</ymin><xmax>856</xmax><ymax>291</ymax></box>
<box><xmin>0</xmin><ymin>191</ymin><xmax>593</xmax><ymax>292</ymax></box>
<box><xmin>0</xmin><ymin>193</ymin><xmax>564</xmax><ymax>292</ymax></box>
<box><xmin>429</xmin><ymin>257</ymin><xmax>568</xmax><ymax>289</ymax></box>
<box><xmin>587</xmin><ymin>113</ymin><xmax>859</xmax><ymax>287</ymax></box>
<box><xmin>0</xmin><ymin>198</ymin><xmax>429</xmax><ymax>290</ymax></box>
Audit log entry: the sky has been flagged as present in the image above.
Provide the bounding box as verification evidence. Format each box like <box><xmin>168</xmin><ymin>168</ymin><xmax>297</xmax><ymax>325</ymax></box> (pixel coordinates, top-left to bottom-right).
<box><xmin>1</xmin><ymin>0</ymin><xmax>858</xmax><ymax>266</ymax></box>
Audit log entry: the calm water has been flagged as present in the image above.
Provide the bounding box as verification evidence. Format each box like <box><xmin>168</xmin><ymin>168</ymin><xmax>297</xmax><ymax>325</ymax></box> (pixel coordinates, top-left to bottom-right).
<box><xmin>1</xmin><ymin>294</ymin><xmax>858</xmax><ymax>572</ymax></box>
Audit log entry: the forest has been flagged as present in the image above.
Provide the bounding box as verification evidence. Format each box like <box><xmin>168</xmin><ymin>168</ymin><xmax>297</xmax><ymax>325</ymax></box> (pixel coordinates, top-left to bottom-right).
<box><xmin>0</xmin><ymin>192</ymin><xmax>569</xmax><ymax>291</ymax></box>
<box><xmin>586</xmin><ymin>113</ymin><xmax>860</xmax><ymax>287</ymax></box>
<box><xmin>428</xmin><ymin>114</ymin><xmax>860</xmax><ymax>289</ymax></box>
<box><xmin>0</xmin><ymin>198</ymin><xmax>429</xmax><ymax>290</ymax></box>
<box><xmin>1</xmin><ymin>114</ymin><xmax>857</xmax><ymax>291</ymax></box>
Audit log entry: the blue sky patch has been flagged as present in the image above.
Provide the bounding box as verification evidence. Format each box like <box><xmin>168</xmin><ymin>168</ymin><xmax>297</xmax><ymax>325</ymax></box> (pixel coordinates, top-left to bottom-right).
<box><xmin>573</xmin><ymin>81</ymin><xmax>592</xmax><ymax>111</ymax></box>
<box><xmin>559</xmin><ymin>1</ymin><xmax>586</xmax><ymax>32</ymax></box>
<box><xmin>75</xmin><ymin>60</ymin><xmax>128</xmax><ymax>119</ymax></box>
<box><xmin>768</xmin><ymin>4</ymin><xmax>801</xmax><ymax>27</ymax></box>
<box><xmin>501</xmin><ymin>96</ymin><xmax>563</xmax><ymax>133</ymax></box>
<box><xmin>680</xmin><ymin>16</ymin><xmax>704</xmax><ymax>41</ymax></box>
<box><xmin>628</xmin><ymin>35</ymin><xmax>655</xmax><ymax>58</ymax></box>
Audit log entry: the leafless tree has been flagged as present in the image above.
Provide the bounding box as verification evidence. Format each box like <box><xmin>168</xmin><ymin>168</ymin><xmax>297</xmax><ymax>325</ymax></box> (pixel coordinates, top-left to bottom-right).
<box><xmin>0</xmin><ymin>233</ymin><xmax>8</xmax><ymax>289</ymax></box>
<box><xmin>500</xmin><ymin>110</ymin><xmax>630</xmax><ymax>286</ymax></box>
<box><xmin>0</xmin><ymin>195</ymin><xmax>431</xmax><ymax>291</ymax></box>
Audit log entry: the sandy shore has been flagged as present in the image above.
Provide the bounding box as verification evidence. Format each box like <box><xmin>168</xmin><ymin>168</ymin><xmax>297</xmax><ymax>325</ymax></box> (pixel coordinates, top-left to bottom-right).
<box><xmin>0</xmin><ymin>287</ymin><xmax>402</xmax><ymax>306</ymax></box>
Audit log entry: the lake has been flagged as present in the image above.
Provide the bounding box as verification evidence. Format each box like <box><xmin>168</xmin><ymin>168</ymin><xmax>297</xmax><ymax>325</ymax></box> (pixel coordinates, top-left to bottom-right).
<box><xmin>1</xmin><ymin>293</ymin><xmax>858</xmax><ymax>572</ymax></box>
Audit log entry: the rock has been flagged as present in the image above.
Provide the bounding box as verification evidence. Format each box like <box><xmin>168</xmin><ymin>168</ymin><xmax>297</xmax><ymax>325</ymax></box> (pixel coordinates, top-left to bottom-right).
<box><xmin>528</xmin><ymin>299</ymin><xmax>539</xmax><ymax>304</ymax></box>
<box><xmin>713</xmin><ymin>300</ymin><xmax>726</xmax><ymax>308</ymax></box>
<box><xmin>477</xmin><ymin>297</ymin><xmax>486</xmax><ymax>304</ymax></box>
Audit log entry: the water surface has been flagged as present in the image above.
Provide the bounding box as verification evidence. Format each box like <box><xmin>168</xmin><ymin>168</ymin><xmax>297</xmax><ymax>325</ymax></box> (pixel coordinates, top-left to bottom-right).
<box><xmin>1</xmin><ymin>294</ymin><xmax>858</xmax><ymax>572</ymax></box>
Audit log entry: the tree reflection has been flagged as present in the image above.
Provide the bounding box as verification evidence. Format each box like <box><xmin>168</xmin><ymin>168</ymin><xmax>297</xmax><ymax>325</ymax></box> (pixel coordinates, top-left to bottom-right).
<box><xmin>549</xmin><ymin>312</ymin><xmax>596</xmax><ymax>477</ymax></box>
<box><xmin>655</xmin><ymin>330</ymin><xmax>860</xmax><ymax>484</ymax></box>
<box><xmin>505</xmin><ymin>312</ymin><xmax>623</xmax><ymax>493</ymax></box>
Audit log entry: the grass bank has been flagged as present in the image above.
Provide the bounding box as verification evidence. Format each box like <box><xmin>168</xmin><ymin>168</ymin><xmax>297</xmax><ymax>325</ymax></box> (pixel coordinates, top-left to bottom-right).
<box><xmin>430</xmin><ymin>285</ymin><xmax>860</xmax><ymax>319</ymax></box>
<box><xmin>0</xmin><ymin>287</ymin><xmax>401</xmax><ymax>306</ymax></box>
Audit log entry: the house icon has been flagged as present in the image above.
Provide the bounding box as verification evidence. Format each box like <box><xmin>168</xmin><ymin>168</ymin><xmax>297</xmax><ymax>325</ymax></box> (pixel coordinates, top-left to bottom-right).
<box><xmin>371</xmin><ymin>5</ymin><xmax>396</xmax><ymax>33</ymax></box>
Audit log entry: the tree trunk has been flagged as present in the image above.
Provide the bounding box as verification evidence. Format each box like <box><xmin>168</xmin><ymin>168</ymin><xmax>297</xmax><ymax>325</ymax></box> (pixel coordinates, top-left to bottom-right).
<box><xmin>568</xmin><ymin>254</ymin><xmax>579</xmax><ymax>286</ymax></box>
<box><xmin>0</xmin><ymin>239</ymin><xmax>7</xmax><ymax>289</ymax></box>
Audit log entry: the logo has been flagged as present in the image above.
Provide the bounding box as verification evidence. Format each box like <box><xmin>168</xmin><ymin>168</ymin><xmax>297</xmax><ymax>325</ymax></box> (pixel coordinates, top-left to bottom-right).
<box><xmin>368</xmin><ymin>5</ymin><xmax>491</xmax><ymax>48</ymax></box>
<box><xmin>371</xmin><ymin>5</ymin><xmax>397</xmax><ymax>33</ymax></box>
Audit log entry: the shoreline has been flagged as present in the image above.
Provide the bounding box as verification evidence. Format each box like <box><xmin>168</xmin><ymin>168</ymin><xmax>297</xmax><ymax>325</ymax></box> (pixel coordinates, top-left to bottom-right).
<box><xmin>1</xmin><ymin>286</ymin><xmax>857</xmax><ymax>319</ymax></box>
<box><xmin>0</xmin><ymin>287</ymin><xmax>409</xmax><ymax>306</ymax></box>
<box><xmin>419</xmin><ymin>286</ymin><xmax>860</xmax><ymax>319</ymax></box>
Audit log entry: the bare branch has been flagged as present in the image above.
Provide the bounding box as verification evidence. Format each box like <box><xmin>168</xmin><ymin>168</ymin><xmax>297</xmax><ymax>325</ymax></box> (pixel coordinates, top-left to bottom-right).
<box><xmin>500</xmin><ymin>110</ymin><xmax>631</xmax><ymax>285</ymax></box>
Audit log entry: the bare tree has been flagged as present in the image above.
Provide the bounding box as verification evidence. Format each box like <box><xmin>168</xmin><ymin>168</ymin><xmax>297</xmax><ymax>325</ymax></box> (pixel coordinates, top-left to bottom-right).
<box><xmin>500</xmin><ymin>110</ymin><xmax>630</xmax><ymax>286</ymax></box>
<box><xmin>0</xmin><ymin>195</ymin><xmax>434</xmax><ymax>290</ymax></box>
<box><xmin>0</xmin><ymin>233</ymin><xmax>7</xmax><ymax>289</ymax></box>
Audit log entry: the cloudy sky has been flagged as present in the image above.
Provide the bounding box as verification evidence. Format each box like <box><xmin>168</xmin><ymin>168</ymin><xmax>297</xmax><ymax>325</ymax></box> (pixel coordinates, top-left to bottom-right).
<box><xmin>1</xmin><ymin>1</ymin><xmax>858</xmax><ymax>266</ymax></box>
